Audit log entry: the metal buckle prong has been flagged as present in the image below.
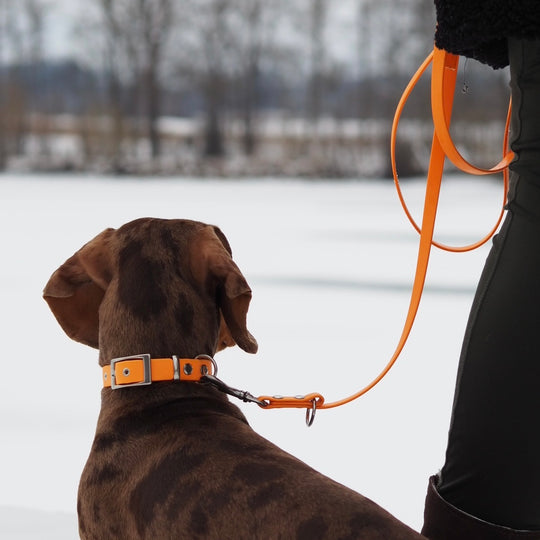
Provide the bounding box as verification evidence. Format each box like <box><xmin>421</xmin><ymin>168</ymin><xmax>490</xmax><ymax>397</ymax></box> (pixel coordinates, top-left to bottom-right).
<box><xmin>110</xmin><ymin>354</ymin><xmax>152</xmax><ymax>389</ymax></box>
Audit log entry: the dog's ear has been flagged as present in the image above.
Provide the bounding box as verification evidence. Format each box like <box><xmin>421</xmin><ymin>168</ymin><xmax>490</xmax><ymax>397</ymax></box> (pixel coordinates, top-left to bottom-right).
<box><xmin>43</xmin><ymin>228</ymin><xmax>115</xmax><ymax>348</ymax></box>
<box><xmin>192</xmin><ymin>226</ymin><xmax>258</xmax><ymax>354</ymax></box>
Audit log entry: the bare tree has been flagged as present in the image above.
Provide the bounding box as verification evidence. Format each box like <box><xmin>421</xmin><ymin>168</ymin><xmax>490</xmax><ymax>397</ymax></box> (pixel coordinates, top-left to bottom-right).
<box><xmin>230</xmin><ymin>0</ymin><xmax>285</xmax><ymax>156</ymax></box>
<box><xmin>25</xmin><ymin>0</ymin><xmax>46</xmax><ymax>63</ymax></box>
<box><xmin>0</xmin><ymin>0</ymin><xmax>48</xmax><ymax>166</ymax></box>
<box><xmin>179</xmin><ymin>0</ymin><xmax>237</xmax><ymax>158</ymax></box>
<box><xmin>307</xmin><ymin>0</ymin><xmax>327</xmax><ymax>126</ymax></box>
<box><xmin>97</xmin><ymin>0</ymin><xmax>131</xmax><ymax>170</ymax></box>
<box><xmin>97</xmin><ymin>0</ymin><xmax>174</xmax><ymax>164</ymax></box>
<box><xmin>135</xmin><ymin>0</ymin><xmax>174</xmax><ymax>158</ymax></box>
<box><xmin>235</xmin><ymin>0</ymin><xmax>263</xmax><ymax>155</ymax></box>
<box><xmin>25</xmin><ymin>0</ymin><xmax>49</xmax><ymax>158</ymax></box>
<box><xmin>0</xmin><ymin>0</ymin><xmax>8</xmax><ymax>169</ymax></box>
<box><xmin>1</xmin><ymin>1</ymin><xmax>27</xmax><ymax>156</ymax></box>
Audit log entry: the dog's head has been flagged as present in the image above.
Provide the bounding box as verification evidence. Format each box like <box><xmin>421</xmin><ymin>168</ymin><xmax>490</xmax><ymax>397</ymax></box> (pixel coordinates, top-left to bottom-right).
<box><xmin>43</xmin><ymin>218</ymin><xmax>257</xmax><ymax>364</ymax></box>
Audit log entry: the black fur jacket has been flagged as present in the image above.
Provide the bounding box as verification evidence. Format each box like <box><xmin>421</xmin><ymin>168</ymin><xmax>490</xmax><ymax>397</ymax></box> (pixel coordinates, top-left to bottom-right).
<box><xmin>435</xmin><ymin>0</ymin><xmax>540</xmax><ymax>68</ymax></box>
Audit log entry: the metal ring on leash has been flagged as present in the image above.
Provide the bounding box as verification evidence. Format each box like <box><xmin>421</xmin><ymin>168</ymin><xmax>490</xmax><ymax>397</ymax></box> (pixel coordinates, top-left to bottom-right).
<box><xmin>305</xmin><ymin>399</ymin><xmax>317</xmax><ymax>427</ymax></box>
<box><xmin>196</xmin><ymin>354</ymin><xmax>218</xmax><ymax>376</ymax></box>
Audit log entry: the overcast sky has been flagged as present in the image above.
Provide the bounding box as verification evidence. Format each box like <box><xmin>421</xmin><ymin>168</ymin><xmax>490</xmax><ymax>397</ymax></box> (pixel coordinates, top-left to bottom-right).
<box><xmin>44</xmin><ymin>0</ymin><xmax>94</xmax><ymax>58</ymax></box>
<box><xmin>36</xmin><ymin>0</ymin><xmax>434</xmax><ymax>78</ymax></box>
<box><xmin>44</xmin><ymin>0</ymin><xmax>364</xmax><ymax>64</ymax></box>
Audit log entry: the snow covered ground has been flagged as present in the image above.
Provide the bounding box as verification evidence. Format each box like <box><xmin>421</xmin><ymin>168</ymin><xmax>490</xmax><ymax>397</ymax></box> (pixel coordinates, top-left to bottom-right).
<box><xmin>0</xmin><ymin>172</ymin><xmax>505</xmax><ymax>538</ymax></box>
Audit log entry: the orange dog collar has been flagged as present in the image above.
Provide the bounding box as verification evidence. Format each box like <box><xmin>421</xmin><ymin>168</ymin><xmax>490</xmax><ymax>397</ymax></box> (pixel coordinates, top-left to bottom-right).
<box><xmin>103</xmin><ymin>354</ymin><xmax>216</xmax><ymax>389</ymax></box>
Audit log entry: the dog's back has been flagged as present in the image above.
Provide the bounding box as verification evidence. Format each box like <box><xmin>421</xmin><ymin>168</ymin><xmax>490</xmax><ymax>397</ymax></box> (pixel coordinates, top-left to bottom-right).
<box><xmin>79</xmin><ymin>387</ymin><xmax>421</xmax><ymax>540</ymax></box>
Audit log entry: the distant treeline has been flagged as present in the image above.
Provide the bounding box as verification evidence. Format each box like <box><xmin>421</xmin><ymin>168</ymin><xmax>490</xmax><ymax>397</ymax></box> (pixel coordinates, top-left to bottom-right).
<box><xmin>0</xmin><ymin>0</ymin><xmax>510</xmax><ymax>177</ymax></box>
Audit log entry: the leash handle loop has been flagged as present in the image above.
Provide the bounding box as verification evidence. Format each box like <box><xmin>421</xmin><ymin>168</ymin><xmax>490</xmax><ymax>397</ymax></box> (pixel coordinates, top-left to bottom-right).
<box><xmin>431</xmin><ymin>47</ymin><xmax>514</xmax><ymax>175</ymax></box>
<box><xmin>392</xmin><ymin>47</ymin><xmax>511</xmax><ymax>253</ymax></box>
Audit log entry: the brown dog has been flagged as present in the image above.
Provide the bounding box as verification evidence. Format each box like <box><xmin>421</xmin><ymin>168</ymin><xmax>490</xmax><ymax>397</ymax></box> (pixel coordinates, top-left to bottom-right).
<box><xmin>43</xmin><ymin>218</ymin><xmax>424</xmax><ymax>540</ymax></box>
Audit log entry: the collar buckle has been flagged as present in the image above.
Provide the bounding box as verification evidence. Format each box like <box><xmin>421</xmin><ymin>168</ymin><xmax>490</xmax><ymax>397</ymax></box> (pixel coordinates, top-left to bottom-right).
<box><xmin>110</xmin><ymin>354</ymin><xmax>152</xmax><ymax>389</ymax></box>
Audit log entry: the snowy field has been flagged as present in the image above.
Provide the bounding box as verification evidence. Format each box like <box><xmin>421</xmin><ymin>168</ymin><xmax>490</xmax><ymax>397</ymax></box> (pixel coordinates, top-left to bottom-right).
<box><xmin>0</xmin><ymin>172</ymin><xmax>505</xmax><ymax>538</ymax></box>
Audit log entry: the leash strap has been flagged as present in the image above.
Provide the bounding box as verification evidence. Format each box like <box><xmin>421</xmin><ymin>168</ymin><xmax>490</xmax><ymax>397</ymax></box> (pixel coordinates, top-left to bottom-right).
<box><xmin>106</xmin><ymin>48</ymin><xmax>512</xmax><ymax>424</ymax></box>
<box><xmin>256</xmin><ymin>46</ymin><xmax>512</xmax><ymax>419</ymax></box>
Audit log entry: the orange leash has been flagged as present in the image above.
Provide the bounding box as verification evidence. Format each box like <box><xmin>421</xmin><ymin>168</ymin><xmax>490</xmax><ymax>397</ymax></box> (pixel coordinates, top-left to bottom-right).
<box><xmin>257</xmin><ymin>46</ymin><xmax>513</xmax><ymax>423</ymax></box>
<box><xmin>392</xmin><ymin>48</ymin><xmax>512</xmax><ymax>253</ymax></box>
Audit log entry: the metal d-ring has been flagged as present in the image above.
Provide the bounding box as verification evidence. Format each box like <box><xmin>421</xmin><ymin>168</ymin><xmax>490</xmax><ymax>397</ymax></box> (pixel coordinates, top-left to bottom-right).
<box><xmin>196</xmin><ymin>354</ymin><xmax>218</xmax><ymax>376</ymax></box>
<box><xmin>305</xmin><ymin>398</ymin><xmax>317</xmax><ymax>427</ymax></box>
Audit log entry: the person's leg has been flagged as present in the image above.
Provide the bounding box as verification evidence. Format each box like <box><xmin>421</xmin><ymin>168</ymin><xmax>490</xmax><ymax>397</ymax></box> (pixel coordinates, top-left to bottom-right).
<box><xmin>424</xmin><ymin>37</ymin><xmax>540</xmax><ymax>534</ymax></box>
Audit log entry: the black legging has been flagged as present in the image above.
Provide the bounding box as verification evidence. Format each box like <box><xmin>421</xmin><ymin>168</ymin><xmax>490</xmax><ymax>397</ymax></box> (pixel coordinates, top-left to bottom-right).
<box><xmin>436</xmin><ymin>38</ymin><xmax>540</xmax><ymax>531</ymax></box>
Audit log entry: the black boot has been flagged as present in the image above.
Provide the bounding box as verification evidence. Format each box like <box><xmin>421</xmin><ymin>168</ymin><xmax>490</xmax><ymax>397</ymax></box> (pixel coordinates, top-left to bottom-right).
<box><xmin>422</xmin><ymin>476</ymin><xmax>540</xmax><ymax>539</ymax></box>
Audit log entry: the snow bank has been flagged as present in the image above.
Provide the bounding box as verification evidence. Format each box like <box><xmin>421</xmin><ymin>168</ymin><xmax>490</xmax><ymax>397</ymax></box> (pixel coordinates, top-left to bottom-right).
<box><xmin>0</xmin><ymin>172</ymin><xmax>504</xmax><ymax>536</ymax></box>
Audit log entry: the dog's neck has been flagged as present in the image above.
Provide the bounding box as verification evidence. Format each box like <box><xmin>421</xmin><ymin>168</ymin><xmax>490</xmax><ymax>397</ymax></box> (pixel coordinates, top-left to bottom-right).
<box><xmin>97</xmin><ymin>375</ymin><xmax>248</xmax><ymax>430</ymax></box>
<box><xmin>101</xmin><ymin>376</ymin><xmax>224</xmax><ymax>406</ymax></box>
<box><xmin>96</xmin><ymin>281</ymin><xmax>222</xmax><ymax>367</ymax></box>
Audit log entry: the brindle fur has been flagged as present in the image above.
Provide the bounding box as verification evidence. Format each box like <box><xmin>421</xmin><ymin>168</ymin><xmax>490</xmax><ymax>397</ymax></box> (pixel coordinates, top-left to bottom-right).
<box><xmin>44</xmin><ymin>218</ymin><xmax>424</xmax><ymax>540</ymax></box>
